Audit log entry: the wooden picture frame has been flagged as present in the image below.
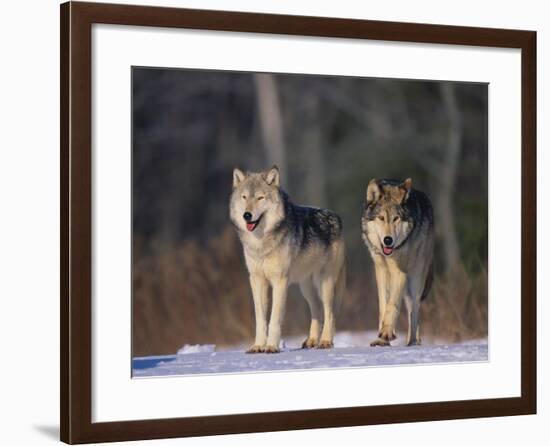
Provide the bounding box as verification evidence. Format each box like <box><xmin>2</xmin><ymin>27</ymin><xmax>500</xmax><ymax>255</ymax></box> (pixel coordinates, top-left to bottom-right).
<box><xmin>60</xmin><ymin>1</ymin><xmax>536</xmax><ymax>443</ymax></box>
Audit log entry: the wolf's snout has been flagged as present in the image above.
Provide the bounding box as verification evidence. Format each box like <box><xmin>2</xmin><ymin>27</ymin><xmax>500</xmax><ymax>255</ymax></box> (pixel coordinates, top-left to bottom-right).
<box><xmin>382</xmin><ymin>236</ymin><xmax>394</xmax><ymax>256</ymax></box>
<box><xmin>243</xmin><ymin>212</ymin><xmax>252</xmax><ymax>222</ymax></box>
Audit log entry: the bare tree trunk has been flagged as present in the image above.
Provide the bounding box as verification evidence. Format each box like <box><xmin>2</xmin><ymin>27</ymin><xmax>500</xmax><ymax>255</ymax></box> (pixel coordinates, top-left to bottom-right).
<box><xmin>300</xmin><ymin>93</ymin><xmax>327</xmax><ymax>206</ymax></box>
<box><xmin>436</xmin><ymin>83</ymin><xmax>462</xmax><ymax>272</ymax></box>
<box><xmin>253</xmin><ymin>74</ymin><xmax>287</xmax><ymax>184</ymax></box>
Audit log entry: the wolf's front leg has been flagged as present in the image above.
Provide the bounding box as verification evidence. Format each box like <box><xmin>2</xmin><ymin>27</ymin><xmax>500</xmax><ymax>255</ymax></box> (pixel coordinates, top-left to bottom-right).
<box><xmin>378</xmin><ymin>268</ymin><xmax>407</xmax><ymax>344</ymax></box>
<box><xmin>265</xmin><ymin>278</ymin><xmax>289</xmax><ymax>353</ymax></box>
<box><xmin>370</xmin><ymin>259</ymin><xmax>391</xmax><ymax>346</ymax></box>
<box><xmin>246</xmin><ymin>274</ymin><xmax>269</xmax><ymax>354</ymax></box>
<box><xmin>370</xmin><ymin>259</ymin><xmax>389</xmax><ymax>346</ymax></box>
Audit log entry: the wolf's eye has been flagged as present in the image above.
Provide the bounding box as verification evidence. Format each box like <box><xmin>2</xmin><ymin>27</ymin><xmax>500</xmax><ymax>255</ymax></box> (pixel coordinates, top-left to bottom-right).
<box><xmin>393</xmin><ymin>216</ymin><xmax>400</xmax><ymax>222</ymax></box>
<box><xmin>257</xmin><ymin>196</ymin><xmax>265</xmax><ymax>201</ymax></box>
<box><xmin>242</xmin><ymin>195</ymin><xmax>247</xmax><ymax>200</ymax></box>
<box><xmin>378</xmin><ymin>216</ymin><xmax>385</xmax><ymax>221</ymax></box>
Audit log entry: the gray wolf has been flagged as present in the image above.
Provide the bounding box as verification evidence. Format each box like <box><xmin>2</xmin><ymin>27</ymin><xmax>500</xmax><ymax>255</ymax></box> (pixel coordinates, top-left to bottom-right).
<box><xmin>361</xmin><ymin>178</ymin><xmax>434</xmax><ymax>347</ymax></box>
<box><xmin>230</xmin><ymin>166</ymin><xmax>346</xmax><ymax>353</ymax></box>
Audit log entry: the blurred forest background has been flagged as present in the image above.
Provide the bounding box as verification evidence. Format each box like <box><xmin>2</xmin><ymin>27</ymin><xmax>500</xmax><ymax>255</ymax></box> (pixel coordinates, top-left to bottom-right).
<box><xmin>132</xmin><ymin>67</ymin><xmax>488</xmax><ymax>357</ymax></box>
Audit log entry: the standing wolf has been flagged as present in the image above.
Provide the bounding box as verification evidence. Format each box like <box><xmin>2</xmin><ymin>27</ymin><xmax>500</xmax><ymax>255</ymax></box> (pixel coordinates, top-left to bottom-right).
<box><xmin>361</xmin><ymin>178</ymin><xmax>434</xmax><ymax>347</ymax></box>
<box><xmin>230</xmin><ymin>166</ymin><xmax>346</xmax><ymax>353</ymax></box>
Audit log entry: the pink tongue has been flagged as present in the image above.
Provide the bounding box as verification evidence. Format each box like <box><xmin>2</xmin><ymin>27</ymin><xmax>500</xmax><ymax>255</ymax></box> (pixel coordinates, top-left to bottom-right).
<box><xmin>246</xmin><ymin>222</ymin><xmax>256</xmax><ymax>231</ymax></box>
<box><xmin>383</xmin><ymin>246</ymin><xmax>393</xmax><ymax>255</ymax></box>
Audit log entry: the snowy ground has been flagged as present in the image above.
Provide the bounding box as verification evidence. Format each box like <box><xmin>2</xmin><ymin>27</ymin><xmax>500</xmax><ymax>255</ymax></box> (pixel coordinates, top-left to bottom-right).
<box><xmin>133</xmin><ymin>331</ymin><xmax>488</xmax><ymax>378</ymax></box>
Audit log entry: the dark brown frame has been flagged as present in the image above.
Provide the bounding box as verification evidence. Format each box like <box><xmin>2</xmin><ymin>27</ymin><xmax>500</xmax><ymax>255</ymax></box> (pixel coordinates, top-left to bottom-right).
<box><xmin>60</xmin><ymin>1</ymin><xmax>537</xmax><ymax>443</ymax></box>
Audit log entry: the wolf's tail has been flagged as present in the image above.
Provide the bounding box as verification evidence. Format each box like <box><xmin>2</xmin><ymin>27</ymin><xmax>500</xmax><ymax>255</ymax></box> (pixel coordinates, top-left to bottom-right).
<box><xmin>334</xmin><ymin>262</ymin><xmax>346</xmax><ymax>316</ymax></box>
<box><xmin>420</xmin><ymin>262</ymin><xmax>434</xmax><ymax>301</ymax></box>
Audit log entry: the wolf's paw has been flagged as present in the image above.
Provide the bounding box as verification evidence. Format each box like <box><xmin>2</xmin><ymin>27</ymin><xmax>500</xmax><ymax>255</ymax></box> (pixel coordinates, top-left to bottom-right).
<box><xmin>301</xmin><ymin>338</ymin><xmax>318</xmax><ymax>349</ymax></box>
<box><xmin>406</xmin><ymin>339</ymin><xmax>421</xmax><ymax>347</ymax></box>
<box><xmin>378</xmin><ymin>326</ymin><xmax>396</xmax><ymax>342</ymax></box>
<box><xmin>264</xmin><ymin>345</ymin><xmax>280</xmax><ymax>354</ymax></box>
<box><xmin>246</xmin><ymin>345</ymin><xmax>265</xmax><ymax>354</ymax></box>
<box><xmin>317</xmin><ymin>340</ymin><xmax>334</xmax><ymax>349</ymax></box>
<box><xmin>370</xmin><ymin>338</ymin><xmax>391</xmax><ymax>347</ymax></box>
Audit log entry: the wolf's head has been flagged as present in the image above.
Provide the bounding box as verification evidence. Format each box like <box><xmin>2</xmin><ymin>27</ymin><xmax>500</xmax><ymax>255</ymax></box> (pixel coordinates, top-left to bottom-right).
<box><xmin>363</xmin><ymin>178</ymin><xmax>414</xmax><ymax>256</ymax></box>
<box><xmin>229</xmin><ymin>166</ymin><xmax>285</xmax><ymax>234</ymax></box>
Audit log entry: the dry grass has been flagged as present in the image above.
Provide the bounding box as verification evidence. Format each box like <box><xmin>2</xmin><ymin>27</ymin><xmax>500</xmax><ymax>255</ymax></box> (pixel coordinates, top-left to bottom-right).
<box><xmin>418</xmin><ymin>265</ymin><xmax>488</xmax><ymax>342</ymax></box>
<box><xmin>133</xmin><ymin>226</ymin><xmax>487</xmax><ymax>356</ymax></box>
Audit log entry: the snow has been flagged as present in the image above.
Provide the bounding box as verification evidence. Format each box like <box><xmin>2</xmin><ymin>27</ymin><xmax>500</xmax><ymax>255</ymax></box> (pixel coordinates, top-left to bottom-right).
<box><xmin>133</xmin><ymin>331</ymin><xmax>488</xmax><ymax>378</ymax></box>
<box><xmin>177</xmin><ymin>344</ymin><xmax>216</xmax><ymax>355</ymax></box>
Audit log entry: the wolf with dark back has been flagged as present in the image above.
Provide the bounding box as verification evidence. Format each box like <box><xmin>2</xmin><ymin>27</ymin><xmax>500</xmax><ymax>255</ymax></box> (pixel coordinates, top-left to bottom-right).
<box><xmin>230</xmin><ymin>166</ymin><xmax>346</xmax><ymax>353</ymax></box>
<box><xmin>361</xmin><ymin>178</ymin><xmax>434</xmax><ymax>347</ymax></box>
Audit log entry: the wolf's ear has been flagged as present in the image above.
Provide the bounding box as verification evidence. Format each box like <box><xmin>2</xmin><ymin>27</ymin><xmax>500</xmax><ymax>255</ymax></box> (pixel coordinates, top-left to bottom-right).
<box><xmin>264</xmin><ymin>165</ymin><xmax>280</xmax><ymax>187</ymax></box>
<box><xmin>399</xmin><ymin>178</ymin><xmax>412</xmax><ymax>202</ymax></box>
<box><xmin>233</xmin><ymin>168</ymin><xmax>246</xmax><ymax>188</ymax></box>
<box><xmin>366</xmin><ymin>179</ymin><xmax>381</xmax><ymax>205</ymax></box>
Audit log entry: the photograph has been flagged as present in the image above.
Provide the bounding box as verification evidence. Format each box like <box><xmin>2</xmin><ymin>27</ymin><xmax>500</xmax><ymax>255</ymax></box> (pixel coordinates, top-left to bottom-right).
<box><xmin>131</xmin><ymin>67</ymin><xmax>489</xmax><ymax>378</ymax></box>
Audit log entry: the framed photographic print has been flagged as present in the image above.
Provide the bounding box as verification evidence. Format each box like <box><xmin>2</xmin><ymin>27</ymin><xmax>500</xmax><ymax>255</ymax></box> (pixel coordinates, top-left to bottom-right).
<box><xmin>60</xmin><ymin>1</ymin><xmax>536</xmax><ymax>443</ymax></box>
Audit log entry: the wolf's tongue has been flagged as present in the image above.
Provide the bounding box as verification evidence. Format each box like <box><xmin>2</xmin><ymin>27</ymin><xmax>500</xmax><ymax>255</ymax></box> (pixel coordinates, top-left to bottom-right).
<box><xmin>246</xmin><ymin>222</ymin><xmax>256</xmax><ymax>232</ymax></box>
<box><xmin>383</xmin><ymin>246</ymin><xmax>394</xmax><ymax>255</ymax></box>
